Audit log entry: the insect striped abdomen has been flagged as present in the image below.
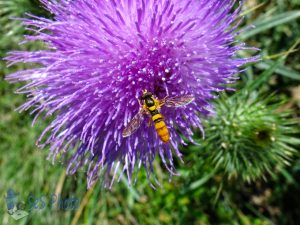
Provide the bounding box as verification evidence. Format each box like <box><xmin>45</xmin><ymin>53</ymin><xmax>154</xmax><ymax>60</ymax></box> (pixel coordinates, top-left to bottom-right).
<box><xmin>155</xmin><ymin>120</ymin><xmax>169</xmax><ymax>143</ymax></box>
<box><xmin>144</xmin><ymin>95</ymin><xmax>169</xmax><ymax>143</ymax></box>
<box><xmin>150</xmin><ymin>110</ymin><xmax>169</xmax><ymax>143</ymax></box>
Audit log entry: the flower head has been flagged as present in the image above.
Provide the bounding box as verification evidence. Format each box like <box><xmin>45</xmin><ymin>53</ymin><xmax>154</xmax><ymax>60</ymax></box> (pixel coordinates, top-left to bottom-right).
<box><xmin>201</xmin><ymin>91</ymin><xmax>298</xmax><ymax>182</ymax></box>
<box><xmin>6</xmin><ymin>0</ymin><xmax>257</xmax><ymax>188</ymax></box>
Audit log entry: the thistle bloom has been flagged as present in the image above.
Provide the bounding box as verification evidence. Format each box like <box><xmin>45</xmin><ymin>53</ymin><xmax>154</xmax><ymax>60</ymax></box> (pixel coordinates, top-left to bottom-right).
<box><xmin>6</xmin><ymin>0</ymin><xmax>257</xmax><ymax>188</ymax></box>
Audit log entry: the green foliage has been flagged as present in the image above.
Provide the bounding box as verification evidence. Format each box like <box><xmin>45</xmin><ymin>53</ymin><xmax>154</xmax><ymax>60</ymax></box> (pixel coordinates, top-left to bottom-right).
<box><xmin>0</xmin><ymin>0</ymin><xmax>48</xmax><ymax>57</ymax></box>
<box><xmin>1</xmin><ymin>0</ymin><xmax>300</xmax><ymax>225</ymax></box>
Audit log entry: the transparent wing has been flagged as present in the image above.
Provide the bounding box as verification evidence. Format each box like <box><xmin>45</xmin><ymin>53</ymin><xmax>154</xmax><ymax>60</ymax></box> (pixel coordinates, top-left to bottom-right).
<box><xmin>161</xmin><ymin>95</ymin><xmax>195</xmax><ymax>108</ymax></box>
<box><xmin>122</xmin><ymin>109</ymin><xmax>145</xmax><ymax>137</ymax></box>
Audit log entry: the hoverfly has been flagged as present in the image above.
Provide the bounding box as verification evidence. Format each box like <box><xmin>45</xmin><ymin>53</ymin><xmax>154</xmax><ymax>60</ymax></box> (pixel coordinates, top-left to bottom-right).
<box><xmin>122</xmin><ymin>90</ymin><xmax>195</xmax><ymax>143</ymax></box>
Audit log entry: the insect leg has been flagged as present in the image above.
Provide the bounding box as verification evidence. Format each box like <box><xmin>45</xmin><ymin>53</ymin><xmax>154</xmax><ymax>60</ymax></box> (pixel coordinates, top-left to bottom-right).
<box><xmin>148</xmin><ymin>117</ymin><xmax>152</xmax><ymax>127</ymax></box>
<box><xmin>136</xmin><ymin>97</ymin><xmax>142</xmax><ymax>107</ymax></box>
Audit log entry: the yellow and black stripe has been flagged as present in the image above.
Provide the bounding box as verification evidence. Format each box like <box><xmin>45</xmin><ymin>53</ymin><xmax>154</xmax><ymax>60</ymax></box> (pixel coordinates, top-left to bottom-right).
<box><xmin>148</xmin><ymin>107</ymin><xmax>169</xmax><ymax>143</ymax></box>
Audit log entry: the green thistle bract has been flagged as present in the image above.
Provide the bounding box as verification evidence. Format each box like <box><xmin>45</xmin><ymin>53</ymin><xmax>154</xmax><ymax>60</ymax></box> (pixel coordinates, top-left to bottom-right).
<box><xmin>201</xmin><ymin>91</ymin><xmax>299</xmax><ymax>182</ymax></box>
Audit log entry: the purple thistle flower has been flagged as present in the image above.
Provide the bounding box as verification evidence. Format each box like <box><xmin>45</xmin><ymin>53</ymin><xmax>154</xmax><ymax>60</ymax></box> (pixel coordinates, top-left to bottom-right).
<box><xmin>6</xmin><ymin>0</ymin><xmax>258</xmax><ymax>188</ymax></box>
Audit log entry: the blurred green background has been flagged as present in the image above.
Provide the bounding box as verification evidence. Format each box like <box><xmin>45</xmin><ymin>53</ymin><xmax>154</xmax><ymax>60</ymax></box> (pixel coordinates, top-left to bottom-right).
<box><xmin>1</xmin><ymin>0</ymin><xmax>300</xmax><ymax>224</ymax></box>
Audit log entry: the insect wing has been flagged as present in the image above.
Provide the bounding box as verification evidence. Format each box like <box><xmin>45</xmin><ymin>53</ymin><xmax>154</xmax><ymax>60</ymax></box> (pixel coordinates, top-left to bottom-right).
<box><xmin>122</xmin><ymin>109</ymin><xmax>144</xmax><ymax>137</ymax></box>
<box><xmin>163</xmin><ymin>95</ymin><xmax>195</xmax><ymax>107</ymax></box>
